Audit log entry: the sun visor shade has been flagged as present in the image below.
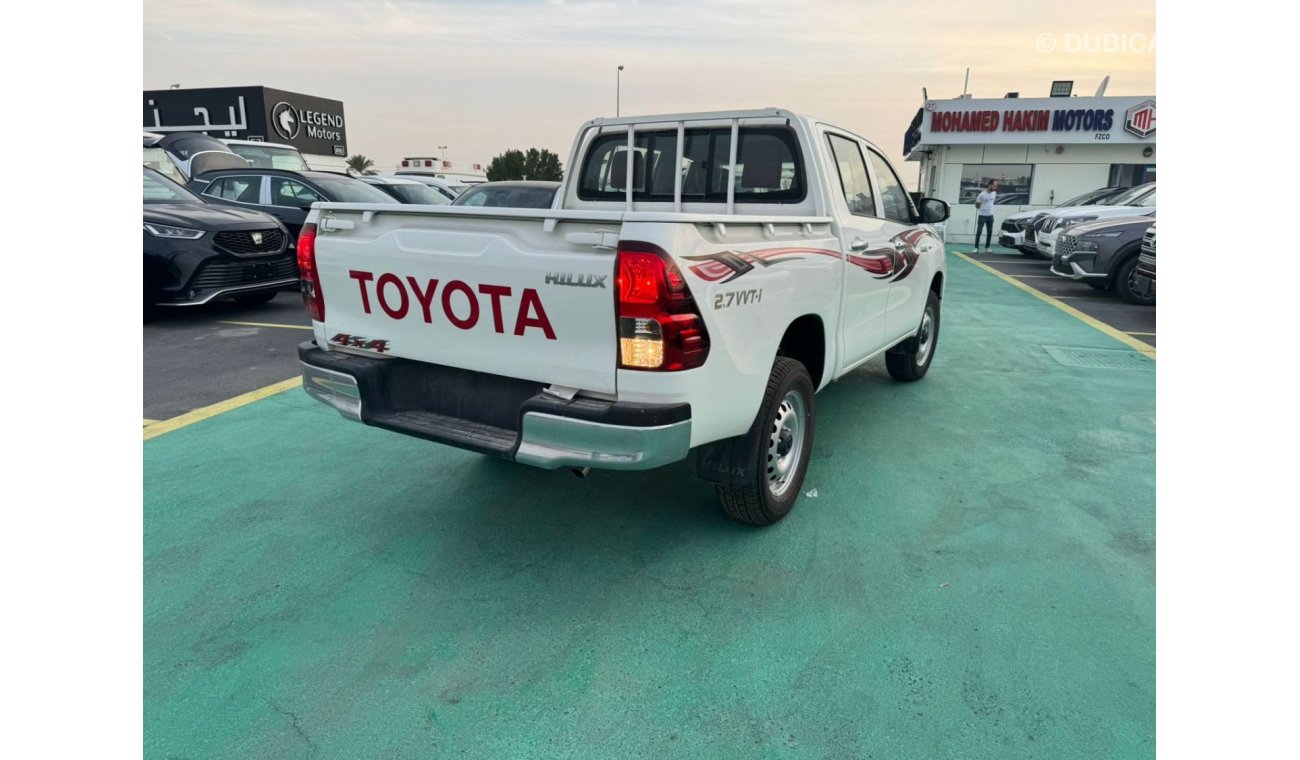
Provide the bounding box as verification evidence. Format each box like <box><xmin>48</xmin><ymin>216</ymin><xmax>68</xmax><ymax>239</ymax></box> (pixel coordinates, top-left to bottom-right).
<box><xmin>190</xmin><ymin>152</ymin><xmax>250</xmax><ymax>175</ymax></box>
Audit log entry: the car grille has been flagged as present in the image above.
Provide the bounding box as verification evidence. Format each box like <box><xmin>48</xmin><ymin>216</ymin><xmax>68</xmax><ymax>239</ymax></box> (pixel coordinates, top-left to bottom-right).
<box><xmin>1025</xmin><ymin>227</ymin><xmax>1036</xmax><ymax>243</ymax></box>
<box><xmin>1136</xmin><ymin>253</ymin><xmax>1157</xmax><ymax>279</ymax></box>
<box><xmin>1001</xmin><ymin>219</ymin><xmax>1019</xmax><ymax>233</ymax></box>
<box><xmin>213</xmin><ymin>228</ymin><xmax>286</xmax><ymax>256</ymax></box>
<box><xmin>189</xmin><ymin>256</ymin><xmax>298</xmax><ymax>290</ymax></box>
<box><xmin>1141</xmin><ymin>227</ymin><xmax>1157</xmax><ymax>258</ymax></box>
<box><xmin>1057</xmin><ymin>234</ymin><xmax>1077</xmax><ymax>257</ymax></box>
<box><xmin>1043</xmin><ymin>217</ymin><xmax>1060</xmax><ymax>233</ymax></box>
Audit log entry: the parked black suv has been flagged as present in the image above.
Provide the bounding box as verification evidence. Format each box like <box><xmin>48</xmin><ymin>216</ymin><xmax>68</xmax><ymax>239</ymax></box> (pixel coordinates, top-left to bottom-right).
<box><xmin>143</xmin><ymin>167</ymin><xmax>295</xmax><ymax>320</ymax></box>
<box><xmin>1050</xmin><ymin>213</ymin><xmax>1156</xmax><ymax>305</ymax></box>
<box><xmin>188</xmin><ymin>168</ymin><xmax>399</xmax><ymax>243</ymax></box>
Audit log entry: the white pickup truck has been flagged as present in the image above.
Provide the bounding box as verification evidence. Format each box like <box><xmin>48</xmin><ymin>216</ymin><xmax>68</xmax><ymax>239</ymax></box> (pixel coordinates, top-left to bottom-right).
<box><xmin>296</xmin><ymin>108</ymin><xmax>950</xmax><ymax>525</ymax></box>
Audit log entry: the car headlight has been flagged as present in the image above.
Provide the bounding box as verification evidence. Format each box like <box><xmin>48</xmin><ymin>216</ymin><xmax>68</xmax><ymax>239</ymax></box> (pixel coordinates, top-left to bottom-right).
<box><xmin>1059</xmin><ymin>216</ymin><xmax>1097</xmax><ymax>229</ymax></box>
<box><xmin>143</xmin><ymin>223</ymin><xmax>205</xmax><ymax>239</ymax></box>
<box><xmin>1074</xmin><ymin>240</ymin><xmax>1100</xmax><ymax>253</ymax></box>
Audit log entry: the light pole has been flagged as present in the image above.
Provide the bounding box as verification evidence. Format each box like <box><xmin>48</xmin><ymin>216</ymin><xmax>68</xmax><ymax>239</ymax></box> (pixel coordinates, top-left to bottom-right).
<box><xmin>617</xmin><ymin>65</ymin><xmax>624</xmax><ymax>117</ymax></box>
<box><xmin>438</xmin><ymin>145</ymin><xmax>448</xmax><ymax>162</ymax></box>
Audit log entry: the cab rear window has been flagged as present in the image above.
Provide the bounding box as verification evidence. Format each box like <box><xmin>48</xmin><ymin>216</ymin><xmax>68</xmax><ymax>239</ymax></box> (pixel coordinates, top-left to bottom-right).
<box><xmin>577</xmin><ymin>127</ymin><xmax>805</xmax><ymax>203</ymax></box>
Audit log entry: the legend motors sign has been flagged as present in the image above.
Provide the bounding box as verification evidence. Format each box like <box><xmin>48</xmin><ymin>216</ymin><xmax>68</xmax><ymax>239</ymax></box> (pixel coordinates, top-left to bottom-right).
<box><xmin>144</xmin><ymin>86</ymin><xmax>348</xmax><ymax>157</ymax></box>
<box><xmin>918</xmin><ymin>95</ymin><xmax>1156</xmax><ymax>145</ymax></box>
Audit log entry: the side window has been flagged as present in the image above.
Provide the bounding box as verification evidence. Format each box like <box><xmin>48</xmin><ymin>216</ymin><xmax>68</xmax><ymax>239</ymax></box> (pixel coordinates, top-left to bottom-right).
<box><xmin>205</xmin><ymin>176</ymin><xmax>261</xmax><ymax>204</ymax></box>
<box><xmin>826</xmin><ymin>134</ymin><xmax>875</xmax><ymax>217</ymax></box>
<box><xmin>866</xmin><ymin>150</ymin><xmax>914</xmax><ymax>224</ymax></box>
<box><xmin>271</xmin><ymin>178</ymin><xmax>324</xmax><ymax>207</ymax></box>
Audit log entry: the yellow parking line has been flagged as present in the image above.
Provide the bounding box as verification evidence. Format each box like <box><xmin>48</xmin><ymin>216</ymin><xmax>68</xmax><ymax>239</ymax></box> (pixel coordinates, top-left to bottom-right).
<box><xmin>143</xmin><ymin>419</ymin><xmax>160</xmax><ymax>427</ymax></box>
<box><xmin>954</xmin><ymin>251</ymin><xmax>1156</xmax><ymax>359</ymax></box>
<box><xmin>143</xmin><ymin>377</ymin><xmax>302</xmax><ymax>441</ymax></box>
<box><xmin>1128</xmin><ymin>331</ymin><xmax>1157</xmax><ymax>336</ymax></box>
<box><xmin>218</xmin><ymin>320</ymin><xmax>313</xmax><ymax>331</ymax></box>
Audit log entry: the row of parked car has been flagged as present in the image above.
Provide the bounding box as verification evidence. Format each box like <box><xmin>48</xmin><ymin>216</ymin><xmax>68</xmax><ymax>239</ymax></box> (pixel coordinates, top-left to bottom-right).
<box><xmin>997</xmin><ymin>182</ymin><xmax>1156</xmax><ymax>305</ymax></box>
<box><xmin>142</xmin><ymin>132</ymin><xmax>562</xmax><ymax>318</ymax></box>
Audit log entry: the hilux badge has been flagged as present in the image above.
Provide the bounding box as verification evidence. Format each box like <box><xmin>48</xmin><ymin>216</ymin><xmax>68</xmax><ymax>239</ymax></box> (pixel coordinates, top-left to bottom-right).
<box><xmin>545</xmin><ymin>272</ymin><xmax>607</xmax><ymax>288</ymax></box>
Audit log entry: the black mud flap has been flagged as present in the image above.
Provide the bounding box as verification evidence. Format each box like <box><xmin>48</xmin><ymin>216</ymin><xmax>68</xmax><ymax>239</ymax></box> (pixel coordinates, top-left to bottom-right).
<box><xmin>691</xmin><ymin>419</ymin><xmax>763</xmax><ymax>488</ymax></box>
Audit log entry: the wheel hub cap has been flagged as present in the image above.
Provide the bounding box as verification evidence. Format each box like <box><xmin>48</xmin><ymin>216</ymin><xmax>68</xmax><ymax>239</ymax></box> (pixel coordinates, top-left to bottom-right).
<box><xmin>915</xmin><ymin>308</ymin><xmax>935</xmax><ymax>366</ymax></box>
<box><xmin>766</xmin><ymin>391</ymin><xmax>807</xmax><ymax>497</ymax></box>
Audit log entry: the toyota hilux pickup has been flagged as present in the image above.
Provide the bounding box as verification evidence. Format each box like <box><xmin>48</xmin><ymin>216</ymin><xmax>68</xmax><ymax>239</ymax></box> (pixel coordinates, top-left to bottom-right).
<box><xmin>295</xmin><ymin>108</ymin><xmax>950</xmax><ymax>525</ymax></box>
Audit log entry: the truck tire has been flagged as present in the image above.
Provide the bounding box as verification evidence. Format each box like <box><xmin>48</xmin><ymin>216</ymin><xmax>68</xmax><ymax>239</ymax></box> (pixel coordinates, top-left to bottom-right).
<box><xmin>1114</xmin><ymin>256</ymin><xmax>1155</xmax><ymax>306</ymax></box>
<box><xmin>715</xmin><ymin>358</ymin><xmax>815</xmax><ymax>526</ymax></box>
<box><xmin>886</xmin><ymin>290</ymin><xmax>941</xmax><ymax>382</ymax></box>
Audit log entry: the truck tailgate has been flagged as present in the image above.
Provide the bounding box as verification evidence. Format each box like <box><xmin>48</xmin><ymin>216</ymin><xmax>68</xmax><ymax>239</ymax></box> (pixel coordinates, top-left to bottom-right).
<box><xmin>313</xmin><ymin>209</ymin><xmax>620</xmax><ymax>395</ymax></box>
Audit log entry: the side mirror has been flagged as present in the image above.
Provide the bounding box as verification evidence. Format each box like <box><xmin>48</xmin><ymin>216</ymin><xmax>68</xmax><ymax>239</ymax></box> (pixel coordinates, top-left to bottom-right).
<box><xmin>918</xmin><ymin>197</ymin><xmax>950</xmax><ymax>224</ymax></box>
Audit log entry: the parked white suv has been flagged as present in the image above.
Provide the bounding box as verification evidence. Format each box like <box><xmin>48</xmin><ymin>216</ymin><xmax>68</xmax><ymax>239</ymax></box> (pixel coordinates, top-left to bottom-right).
<box><xmin>295</xmin><ymin>108</ymin><xmax>950</xmax><ymax>525</ymax></box>
<box><xmin>998</xmin><ymin>186</ymin><xmax>1127</xmax><ymax>257</ymax></box>
<box><xmin>1035</xmin><ymin>183</ymin><xmax>1155</xmax><ymax>258</ymax></box>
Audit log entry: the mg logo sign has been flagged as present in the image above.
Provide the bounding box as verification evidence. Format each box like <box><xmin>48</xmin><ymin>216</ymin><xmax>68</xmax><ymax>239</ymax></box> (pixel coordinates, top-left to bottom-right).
<box><xmin>1124</xmin><ymin>99</ymin><xmax>1156</xmax><ymax>138</ymax></box>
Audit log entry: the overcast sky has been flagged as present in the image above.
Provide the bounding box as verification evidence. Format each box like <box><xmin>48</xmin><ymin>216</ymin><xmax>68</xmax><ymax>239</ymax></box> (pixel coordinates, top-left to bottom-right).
<box><xmin>144</xmin><ymin>0</ymin><xmax>1155</xmax><ymax>177</ymax></box>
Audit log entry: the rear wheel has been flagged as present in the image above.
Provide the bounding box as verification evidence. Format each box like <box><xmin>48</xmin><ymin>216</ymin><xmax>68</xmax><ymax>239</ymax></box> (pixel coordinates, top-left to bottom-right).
<box><xmin>1114</xmin><ymin>257</ymin><xmax>1155</xmax><ymax>306</ymax></box>
<box><xmin>886</xmin><ymin>290</ymin><xmax>941</xmax><ymax>382</ymax></box>
<box><xmin>715</xmin><ymin>358</ymin><xmax>815</xmax><ymax>526</ymax></box>
<box><xmin>233</xmin><ymin>290</ymin><xmax>277</xmax><ymax>306</ymax></box>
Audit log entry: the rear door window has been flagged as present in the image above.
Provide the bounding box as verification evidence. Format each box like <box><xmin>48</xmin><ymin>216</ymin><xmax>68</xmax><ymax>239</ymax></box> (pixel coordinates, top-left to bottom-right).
<box><xmin>270</xmin><ymin>178</ymin><xmax>325</xmax><ymax>207</ymax></box>
<box><xmin>205</xmin><ymin>176</ymin><xmax>263</xmax><ymax>204</ymax></box>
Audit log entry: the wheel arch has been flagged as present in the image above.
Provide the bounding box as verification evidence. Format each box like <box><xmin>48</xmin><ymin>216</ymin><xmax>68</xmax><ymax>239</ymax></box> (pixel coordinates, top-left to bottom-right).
<box><xmin>775</xmin><ymin>313</ymin><xmax>827</xmax><ymax>390</ymax></box>
<box><xmin>1104</xmin><ymin>241</ymin><xmax>1143</xmax><ymax>285</ymax></box>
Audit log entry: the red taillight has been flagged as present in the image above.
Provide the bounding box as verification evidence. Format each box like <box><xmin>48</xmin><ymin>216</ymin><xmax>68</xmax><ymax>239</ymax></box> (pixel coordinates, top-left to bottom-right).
<box><xmin>616</xmin><ymin>242</ymin><xmax>710</xmax><ymax>371</ymax></box>
<box><xmin>297</xmin><ymin>223</ymin><xmax>324</xmax><ymax>321</ymax></box>
<box><xmin>401</xmin><ymin>159</ymin><xmax>409</xmax><ymax>167</ymax></box>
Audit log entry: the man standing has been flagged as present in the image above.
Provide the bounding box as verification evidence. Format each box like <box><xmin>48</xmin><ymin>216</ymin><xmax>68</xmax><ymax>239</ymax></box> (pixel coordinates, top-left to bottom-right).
<box><xmin>972</xmin><ymin>180</ymin><xmax>998</xmax><ymax>253</ymax></box>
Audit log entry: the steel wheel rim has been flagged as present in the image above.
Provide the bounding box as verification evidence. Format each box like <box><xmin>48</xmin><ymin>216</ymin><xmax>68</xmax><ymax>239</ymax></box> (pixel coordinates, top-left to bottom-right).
<box><xmin>766</xmin><ymin>390</ymin><xmax>807</xmax><ymax>497</ymax></box>
<box><xmin>916</xmin><ymin>307</ymin><xmax>935</xmax><ymax>366</ymax></box>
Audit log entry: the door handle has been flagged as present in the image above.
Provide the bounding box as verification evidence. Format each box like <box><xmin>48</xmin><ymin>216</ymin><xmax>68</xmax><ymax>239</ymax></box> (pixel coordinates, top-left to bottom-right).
<box><xmin>850</xmin><ymin>237</ymin><xmax>869</xmax><ymax>251</ymax></box>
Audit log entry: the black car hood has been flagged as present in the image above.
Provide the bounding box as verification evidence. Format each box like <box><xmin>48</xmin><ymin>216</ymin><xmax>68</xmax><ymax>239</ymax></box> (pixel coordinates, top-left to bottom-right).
<box><xmin>143</xmin><ymin>203</ymin><xmax>281</xmax><ymax>231</ymax></box>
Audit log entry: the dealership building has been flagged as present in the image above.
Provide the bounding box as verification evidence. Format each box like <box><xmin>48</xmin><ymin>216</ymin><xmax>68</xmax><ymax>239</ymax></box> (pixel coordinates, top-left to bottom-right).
<box><xmin>143</xmin><ymin>86</ymin><xmax>348</xmax><ymax>171</ymax></box>
<box><xmin>903</xmin><ymin>82</ymin><xmax>1155</xmax><ymax>244</ymax></box>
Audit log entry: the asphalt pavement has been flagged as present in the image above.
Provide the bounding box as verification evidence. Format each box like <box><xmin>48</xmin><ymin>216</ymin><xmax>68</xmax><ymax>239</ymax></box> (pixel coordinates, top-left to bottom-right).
<box><xmin>960</xmin><ymin>245</ymin><xmax>1156</xmax><ymax>348</ymax></box>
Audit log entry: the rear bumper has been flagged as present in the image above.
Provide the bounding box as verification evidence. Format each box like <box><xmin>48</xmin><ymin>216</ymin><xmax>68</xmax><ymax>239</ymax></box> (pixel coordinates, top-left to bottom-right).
<box><xmin>299</xmin><ymin>342</ymin><xmax>691</xmax><ymax>471</ymax></box>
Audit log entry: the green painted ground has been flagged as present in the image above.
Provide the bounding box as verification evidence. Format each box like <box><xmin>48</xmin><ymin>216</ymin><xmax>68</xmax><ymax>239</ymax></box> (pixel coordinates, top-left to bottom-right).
<box><xmin>145</xmin><ymin>248</ymin><xmax>1155</xmax><ymax>759</ymax></box>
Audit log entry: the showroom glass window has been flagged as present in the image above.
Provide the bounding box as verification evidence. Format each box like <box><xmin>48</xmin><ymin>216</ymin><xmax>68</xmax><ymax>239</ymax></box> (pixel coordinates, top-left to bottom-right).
<box><xmin>825</xmin><ymin>134</ymin><xmax>876</xmax><ymax>217</ymax></box>
<box><xmin>959</xmin><ymin>164</ymin><xmax>1033</xmax><ymax>204</ymax></box>
<box><xmin>865</xmin><ymin>148</ymin><xmax>915</xmax><ymax>224</ymax></box>
<box><xmin>1109</xmin><ymin>163</ymin><xmax>1156</xmax><ymax>187</ymax></box>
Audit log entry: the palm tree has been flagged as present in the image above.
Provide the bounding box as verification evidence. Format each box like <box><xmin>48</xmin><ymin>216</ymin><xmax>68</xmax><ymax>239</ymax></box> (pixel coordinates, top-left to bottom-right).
<box><xmin>346</xmin><ymin>154</ymin><xmax>376</xmax><ymax>175</ymax></box>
